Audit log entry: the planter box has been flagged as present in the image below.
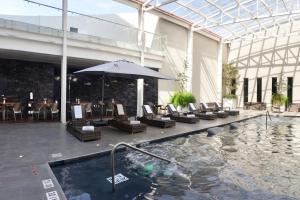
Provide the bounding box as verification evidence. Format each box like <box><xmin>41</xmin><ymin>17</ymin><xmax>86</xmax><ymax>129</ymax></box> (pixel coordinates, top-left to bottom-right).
<box><xmin>223</xmin><ymin>98</ymin><xmax>237</xmax><ymax>109</ymax></box>
<box><xmin>272</xmin><ymin>104</ymin><xmax>285</xmax><ymax>113</ymax></box>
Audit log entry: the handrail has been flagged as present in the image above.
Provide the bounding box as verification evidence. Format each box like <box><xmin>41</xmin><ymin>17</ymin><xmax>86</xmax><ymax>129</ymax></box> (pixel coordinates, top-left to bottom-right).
<box><xmin>110</xmin><ymin>142</ymin><xmax>183</xmax><ymax>192</ymax></box>
<box><xmin>266</xmin><ymin>110</ymin><xmax>272</xmax><ymax>129</ymax></box>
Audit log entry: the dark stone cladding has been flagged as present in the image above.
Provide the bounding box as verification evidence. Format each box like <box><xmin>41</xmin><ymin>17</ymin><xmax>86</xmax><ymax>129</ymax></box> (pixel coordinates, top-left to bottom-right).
<box><xmin>0</xmin><ymin>58</ymin><xmax>158</xmax><ymax>116</ymax></box>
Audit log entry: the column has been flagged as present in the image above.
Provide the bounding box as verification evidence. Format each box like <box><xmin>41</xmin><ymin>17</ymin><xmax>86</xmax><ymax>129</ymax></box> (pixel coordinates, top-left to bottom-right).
<box><xmin>137</xmin><ymin>7</ymin><xmax>145</xmax><ymax>117</ymax></box>
<box><xmin>216</xmin><ymin>40</ymin><xmax>223</xmax><ymax>103</ymax></box>
<box><xmin>186</xmin><ymin>26</ymin><xmax>194</xmax><ymax>92</ymax></box>
<box><xmin>60</xmin><ymin>0</ymin><xmax>68</xmax><ymax>123</ymax></box>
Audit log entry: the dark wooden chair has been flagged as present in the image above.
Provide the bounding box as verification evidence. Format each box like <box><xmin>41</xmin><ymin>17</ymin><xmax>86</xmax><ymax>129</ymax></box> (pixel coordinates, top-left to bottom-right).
<box><xmin>108</xmin><ymin>103</ymin><xmax>147</xmax><ymax>134</ymax></box>
<box><xmin>188</xmin><ymin>103</ymin><xmax>217</xmax><ymax>120</ymax></box>
<box><xmin>67</xmin><ymin>105</ymin><xmax>101</xmax><ymax>142</ymax></box>
<box><xmin>167</xmin><ymin>104</ymin><xmax>199</xmax><ymax>123</ymax></box>
<box><xmin>138</xmin><ymin>105</ymin><xmax>176</xmax><ymax>128</ymax></box>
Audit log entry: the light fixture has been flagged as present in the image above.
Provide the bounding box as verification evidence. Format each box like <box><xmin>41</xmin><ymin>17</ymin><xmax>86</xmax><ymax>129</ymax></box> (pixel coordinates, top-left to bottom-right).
<box><xmin>128</xmin><ymin>83</ymin><xmax>135</xmax><ymax>86</ymax></box>
<box><xmin>84</xmin><ymin>82</ymin><xmax>92</xmax><ymax>86</ymax></box>
<box><xmin>54</xmin><ymin>76</ymin><xmax>60</xmax><ymax>81</ymax></box>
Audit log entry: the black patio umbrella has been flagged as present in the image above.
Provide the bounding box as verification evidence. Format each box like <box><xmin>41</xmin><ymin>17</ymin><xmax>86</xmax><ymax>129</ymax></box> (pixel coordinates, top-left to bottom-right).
<box><xmin>74</xmin><ymin>60</ymin><xmax>174</xmax><ymax>122</ymax></box>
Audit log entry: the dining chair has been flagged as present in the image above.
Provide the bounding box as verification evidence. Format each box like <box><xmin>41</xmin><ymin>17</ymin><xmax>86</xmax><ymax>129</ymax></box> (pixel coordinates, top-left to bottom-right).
<box><xmin>33</xmin><ymin>104</ymin><xmax>42</xmax><ymax>120</ymax></box>
<box><xmin>0</xmin><ymin>105</ymin><xmax>4</xmax><ymax>120</ymax></box>
<box><xmin>106</xmin><ymin>102</ymin><xmax>114</xmax><ymax>117</ymax></box>
<box><xmin>13</xmin><ymin>102</ymin><xmax>22</xmax><ymax>121</ymax></box>
<box><xmin>51</xmin><ymin>102</ymin><xmax>59</xmax><ymax>120</ymax></box>
<box><xmin>85</xmin><ymin>103</ymin><xmax>92</xmax><ymax>118</ymax></box>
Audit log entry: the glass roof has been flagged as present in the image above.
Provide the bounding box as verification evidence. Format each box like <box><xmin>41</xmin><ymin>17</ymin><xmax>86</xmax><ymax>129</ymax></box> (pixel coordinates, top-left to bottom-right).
<box><xmin>141</xmin><ymin>0</ymin><xmax>300</xmax><ymax>41</ymax></box>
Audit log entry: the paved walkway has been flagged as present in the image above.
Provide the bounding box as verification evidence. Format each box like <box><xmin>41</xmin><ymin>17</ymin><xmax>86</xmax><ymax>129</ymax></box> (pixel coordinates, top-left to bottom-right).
<box><xmin>0</xmin><ymin>110</ymin><xmax>266</xmax><ymax>200</ymax></box>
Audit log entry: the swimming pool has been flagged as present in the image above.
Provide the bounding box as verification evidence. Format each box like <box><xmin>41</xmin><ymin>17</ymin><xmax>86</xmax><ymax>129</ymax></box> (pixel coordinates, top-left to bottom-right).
<box><xmin>52</xmin><ymin>116</ymin><xmax>300</xmax><ymax>200</ymax></box>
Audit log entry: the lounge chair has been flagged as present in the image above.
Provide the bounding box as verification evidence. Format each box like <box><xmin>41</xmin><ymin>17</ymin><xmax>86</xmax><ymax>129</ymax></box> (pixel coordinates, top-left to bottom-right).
<box><xmin>138</xmin><ymin>105</ymin><xmax>176</xmax><ymax>128</ymax></box>
<box><xmin>67</xmin><ymin>105</ymin><xmax>101</xmax><ymax>142</ymax></box>
<box><xmin>205</xmin><ymin>102</ymin><xmax>229</xmax><ymax>118</ymax></box>
<box><xmin>215</xmin><ymin>102</ymin><xmax>240</xmax><ymax>116</ymax></box>
<box><xmin>109</xmin><ymin>103</ymin><xmax>147</xmax><ymax>134</ymax></box>
<box><xmin>167</xmin><ymin>104</ymin><xmax>199</xmax><ymax>123</ymax></box>
<box><xmin>188</xmin><ymin>103</ymin><xmax>217</xmax><ymax>120</ymax></box>
<box><xmin>201</xmin><ymin>102</ymin><xmax>228</xmax><ymax>118</ymax></box>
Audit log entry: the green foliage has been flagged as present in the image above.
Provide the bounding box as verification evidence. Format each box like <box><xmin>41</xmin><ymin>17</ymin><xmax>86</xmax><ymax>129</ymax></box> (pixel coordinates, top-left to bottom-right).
<box><xmin>271</xmin><ymin>93</ymin><xmax>288</xmax><ymax>106</ymax></box>
<box><xmin>223</xmin><ymin>63</ymin><xmax>240</xmax><ymax>97</ymax></box>
<box><xmin>170</xmin><ymin>91</ymin><xmax>196</xmax><ymax>107</ymax></box>
<box><xmin>176</xmin><ymin>60</ymin><xmax>189</xmax><ymax>92</ymax></box>
<box><xmin>223</xmin><ymin>94</ymin><xmax>237</xmax><ymax>99</ymax></box>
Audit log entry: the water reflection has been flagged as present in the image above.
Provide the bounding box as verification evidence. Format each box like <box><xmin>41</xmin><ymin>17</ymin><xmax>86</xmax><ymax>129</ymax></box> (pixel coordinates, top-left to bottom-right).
<box><xmin>126</xmin><ymin>116</ymin><xmax>300</xmax><ymax>199</ymax></box>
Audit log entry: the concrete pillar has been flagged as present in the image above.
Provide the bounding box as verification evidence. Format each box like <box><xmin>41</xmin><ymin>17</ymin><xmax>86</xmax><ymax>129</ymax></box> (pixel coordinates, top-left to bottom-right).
<box><xmin>186</xmin><ymin>27</ymin><xmax>194</xmax><ymax>92</ymax></box>
<box><xmin>60</xmin><ymin>0</ymin><xmax>68</xmax><ymax>123</ymax></box>
<box><xmin>137</xmin><ymin>7</ymin><xmax>145</xmax><ymax>117</ymax></box>
<box><xmin>217</xmin><ymin>40</ymin><xmax>223</xmax><ymax>103</ymax></box>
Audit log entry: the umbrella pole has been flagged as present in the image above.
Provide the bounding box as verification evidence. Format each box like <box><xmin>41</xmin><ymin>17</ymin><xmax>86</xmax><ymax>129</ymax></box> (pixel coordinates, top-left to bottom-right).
<box><xmin>101</xmin><ymin>74</ymin><xmax>104</xmax><ymax>121</ymax></box>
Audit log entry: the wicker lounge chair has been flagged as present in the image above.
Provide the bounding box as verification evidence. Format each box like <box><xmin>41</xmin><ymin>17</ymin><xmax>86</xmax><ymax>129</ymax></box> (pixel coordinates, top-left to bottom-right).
<box><xmin>215</xmin><ymin>102</ymin><xmax>240</xmax><ymax>116</ymax></box>
<box><xmin>67</xmin><ymin>105</ymin><xmax>101</xmax><ymax>142</ymax></box>
<box><xmin>201</xmin><ymin>102</ymin><xmax>228</xmax><ymax>118</ymax></box>
<box><xmin>167</xmin><ymin>104</ymin><xmax>199</xmax><ymax>123</ymax></box>
<box><xmin>205</xmin><ymin>102</ymin><xmax>229</xmax><ymax>118</ymax></box>
<box><xmin>138</xmin><ymin>105</ymin><xmax>176</xmax><ymax>128</ymax></box>
<box><xmin>188</xmin><ymin>103</ymin><xmax>217</xmax><ymax>120</ymax></box>
<box><xmin>108</xmin><ymin>104</ymin><xmax>147</xmax><ymax>134</ymax></box>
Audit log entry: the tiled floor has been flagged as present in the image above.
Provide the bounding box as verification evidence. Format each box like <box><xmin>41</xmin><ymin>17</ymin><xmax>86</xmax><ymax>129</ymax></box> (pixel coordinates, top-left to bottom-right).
<box><xmin>0</xmin><ymin>110</ymin><xmax>264</xmax><ymax>200</ymax></box>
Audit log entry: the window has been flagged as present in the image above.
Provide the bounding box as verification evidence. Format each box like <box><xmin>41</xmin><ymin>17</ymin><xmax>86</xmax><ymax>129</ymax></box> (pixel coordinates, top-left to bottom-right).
<box><xmin>244</xmin><ymin>78</ymin><xmax>248</xmax><ymax>103</ymax></box>
<box><xmin>272</xmin><ymin>77</ymin><xmax>277</xmax><ymax>95</ymax></box>
<box><xmin>257</xmin><ymin>78</ymin><xmax>262</xmax><ymax>102</ymax></box>
<box><xmin>287</xmin><ymin>77</ymin><xmax>293</xmax><ymax>105</ymax></box>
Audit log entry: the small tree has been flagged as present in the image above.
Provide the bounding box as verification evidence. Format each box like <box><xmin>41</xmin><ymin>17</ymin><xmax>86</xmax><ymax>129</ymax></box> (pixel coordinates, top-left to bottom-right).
<box><xmin>223</xmin><ymin>63</ymin><xmax>240</xmax><ymax>98</ymax></box>
<box><xmin>272</xmin><ymin>72</ymin><xmax>288</xmax><ymax>106</ymax></box>
<box><xmin>176</xmin><ymin>59</ymin><xmax>189</xmax><ymax>92</ymax></box>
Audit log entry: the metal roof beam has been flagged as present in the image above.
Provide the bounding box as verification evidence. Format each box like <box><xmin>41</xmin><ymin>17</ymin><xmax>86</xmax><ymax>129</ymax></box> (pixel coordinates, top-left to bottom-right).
<box><xmin>144</xmin><ymin>0</ymin><xmax>178</xmax><ymax>11</ymax></box>
<box><xmin>194</xmin><ymin>10</ymin><xmax>300</xmax><ymax>30</ymax></box>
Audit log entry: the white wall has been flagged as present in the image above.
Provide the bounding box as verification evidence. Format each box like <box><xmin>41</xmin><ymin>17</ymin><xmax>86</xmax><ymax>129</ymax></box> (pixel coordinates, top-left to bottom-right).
<box><xmin>229</xmin><ymin>21</ymin><xmax>300</xmax><ymax>107</ymax></box>
<box><xmin>192</xmin><ymin>32</ymin><xmax>220</xmax><ymax>103</ymax></box>
<box><xmin>155</xmin><ymin>18</ymin><xmax>187</xmax><ymax>104</ymax></box>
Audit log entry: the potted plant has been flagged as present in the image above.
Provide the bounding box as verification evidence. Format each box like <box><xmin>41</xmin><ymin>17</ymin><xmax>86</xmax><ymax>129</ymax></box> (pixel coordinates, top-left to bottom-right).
<box><xmin>170</xmin><ymin>59</ymin><xmax>196</xmax><ymax>111</ymax></box>
<box><xmin>170</xmin><ymin>91</ymin><xmax>196</xmax><ymax>111</ymax></box>
<box><xmin>222</xmin><ymin>63</ymin><xmax>240</xmax><ymax>109</ymax></box>
<box><xmin>272</xmin><ymin>73</ymin><xmax>288</xmax><ymax>112</ymax></box>
<box><xmin>271</xmin><ymin>93</ymin><xmax>288</xmax><ymax>112</ymax></box>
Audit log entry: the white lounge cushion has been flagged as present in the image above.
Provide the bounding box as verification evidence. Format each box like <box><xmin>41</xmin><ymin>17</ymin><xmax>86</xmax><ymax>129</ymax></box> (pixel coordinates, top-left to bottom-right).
<box><xmin>168</xmin><ymin>104</ymin><xmax>177</xmax><ymax>112</ymax></box>
<box><xmin>74</xmin><ymin>105</ymin><xmax>83</xmax><ymax>119</ymax></box>
<box><xmin>189</xmin><ymin>103</ymin><xmax>196</xmax><ymax>111</ymax></box>
<box><xmin>130</xmin><ymin>120</ymin><xmax>140</xmax><ymax>125</ymax></box>
<box><xmin>161</xmin><ymin>117</ymin><xmax>171</xmax><ymax>121</ymax></box>
<box><xmin>202</xmin><ymin>103</ymin><xmax>209</xmax><ymax>109</ymax></box>
<box><xmin>186</xmin><ymin>114</ymin><xmax>196</xmax><ymax>118</ymax></box>
<box><xmin>116</xmin><ymin>104</ymin><xmax>125</xmax><ymax>115</ymax></box>
<box><xmin>82</xmin><ymin>126</ymin><xmax>94</xmax><ymax>132</ymax></box>
<box><xmin>206</xmin><ymin>112</ymin><xmax>213</xmax><ymax>114</ymax></box>
<box><xmin>144</xmin><ymin>105</ymin><xmax>153</xmax><ymax>114</ymax></box>
<box><xmin>218</xmin><ymin>111</ymin><xmax>224</xmax><ymax>113</ymax></box>
<box><xmin>216</xmin><ymin>102</ymin><xmax>222</xmax><ymax>108</ymax></box>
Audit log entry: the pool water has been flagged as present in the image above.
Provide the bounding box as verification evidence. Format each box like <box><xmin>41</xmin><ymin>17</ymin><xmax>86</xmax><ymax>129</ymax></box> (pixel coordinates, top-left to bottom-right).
<box><xmin>52</xmin><ymin>116</ymin><xmax>300</xmax><ymax>200</ymax></box>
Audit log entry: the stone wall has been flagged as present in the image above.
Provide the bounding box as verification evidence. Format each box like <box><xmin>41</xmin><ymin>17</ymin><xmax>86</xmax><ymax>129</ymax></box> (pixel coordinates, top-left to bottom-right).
<box><xmin>0</xmin><ymin>58</ymin><xmax>57</xmax><ymax>103</ymax></box>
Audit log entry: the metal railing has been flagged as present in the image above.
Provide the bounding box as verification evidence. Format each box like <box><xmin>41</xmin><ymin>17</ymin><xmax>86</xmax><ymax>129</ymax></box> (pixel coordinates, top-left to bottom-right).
<box><xmin>110</xmin><ymin>142</ymin><xmax>184</xmax><ymax>192</ymax></box>
<box><xmin>266</xmin><ymin>110</ymin><xmax>272</xmax><ymax>129</ymax></box>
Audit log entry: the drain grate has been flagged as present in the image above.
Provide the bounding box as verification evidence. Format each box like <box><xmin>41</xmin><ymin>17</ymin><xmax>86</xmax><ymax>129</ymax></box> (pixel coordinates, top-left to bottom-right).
<box><xmin>46</xmin><ymin>191</ymin><xmax>60</xmax><ymax>200</ymax></box>
<box><xmin>106</xmin><ymin>173</ymin><xmax>129</xmax><ymax>184</ymax></box>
